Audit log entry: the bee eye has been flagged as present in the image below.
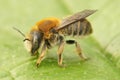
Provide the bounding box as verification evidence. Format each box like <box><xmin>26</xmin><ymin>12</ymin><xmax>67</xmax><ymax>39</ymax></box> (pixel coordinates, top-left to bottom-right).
<box><xmin>23</xmin><ymin>38</ymin><xmax>31</xmax><ymax>42</ymax></box>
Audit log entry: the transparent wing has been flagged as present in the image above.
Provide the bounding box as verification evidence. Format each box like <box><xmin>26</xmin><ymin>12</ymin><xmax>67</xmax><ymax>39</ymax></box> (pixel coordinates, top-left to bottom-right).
<box><xmin>56</xmin><ymin>10</ymin><xmax>97</xmax><ymax>31</ymax></box>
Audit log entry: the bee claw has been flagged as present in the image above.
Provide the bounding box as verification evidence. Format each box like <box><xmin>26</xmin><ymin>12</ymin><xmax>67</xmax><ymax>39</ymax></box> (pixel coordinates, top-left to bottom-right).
<box><xmin>36</xmin><ymin>63</ymin><xmax>40</xmax><ymax>68</ymax></box>
<box><xmin>59</xmin><ymin>64</ymin><xmax>67</xmax><ymax>68</ymax></box>
<box><xmin>81</xmin><ymin>57</ymin><xmax>90</xmax><ymax>61</ymax></box>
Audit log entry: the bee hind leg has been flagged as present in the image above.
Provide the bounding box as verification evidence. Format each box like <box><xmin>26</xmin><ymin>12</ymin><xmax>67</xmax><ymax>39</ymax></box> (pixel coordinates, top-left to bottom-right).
<box><xmin>75</xmin><ymin>41</ymin><xmax>88</xmax><ymax>61</ymax></box>
<box><xmin>66</xmin><ymin>40</ymin><xmax>88</xmax><ymax>61</ymax></box>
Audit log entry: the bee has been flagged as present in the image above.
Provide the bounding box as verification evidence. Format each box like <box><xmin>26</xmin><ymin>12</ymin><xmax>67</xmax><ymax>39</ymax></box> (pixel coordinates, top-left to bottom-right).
<box><xmin>13</xmin><ymin>10</ymin><xmax>96</xmax><ymax>67</ymax></box>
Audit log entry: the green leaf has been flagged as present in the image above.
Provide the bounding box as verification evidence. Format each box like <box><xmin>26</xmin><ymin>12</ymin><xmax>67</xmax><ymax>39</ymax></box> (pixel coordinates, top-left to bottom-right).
<box><xmin>0</xmin><ymin>0</ymin><xmax>120</xmax><ymax>80</ymax></box>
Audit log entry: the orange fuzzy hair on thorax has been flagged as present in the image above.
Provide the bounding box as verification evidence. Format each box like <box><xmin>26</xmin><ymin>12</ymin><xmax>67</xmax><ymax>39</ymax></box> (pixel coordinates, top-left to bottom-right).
<box><xmin>30</xmin><ymin>18</ymin><xmax>60</xmax><ymax>39</ymax></box>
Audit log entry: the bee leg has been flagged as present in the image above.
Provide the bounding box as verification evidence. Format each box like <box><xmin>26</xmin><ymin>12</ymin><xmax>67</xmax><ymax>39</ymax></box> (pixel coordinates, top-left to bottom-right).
<box><xmin>75</xmin><ymin>41</ymin><xmax>87</xmax><ymax>61</ymax></box>
<box><xmin>57</xmin><ymin>41</ymin><xmax>65</xmax><ymax>67</ymax></box>
<box><xmin>66</xmin><ymin>40</ymin><xmax>87</xmax><ymax>60</ymax></box>
<box><xmin>36</xmin><ymin>44</ymin><xmax>47</xmax><ymax>67</ymax></box>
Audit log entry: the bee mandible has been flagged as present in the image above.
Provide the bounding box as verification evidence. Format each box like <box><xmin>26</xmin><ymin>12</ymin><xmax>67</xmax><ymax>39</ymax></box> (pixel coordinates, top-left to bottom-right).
<box><xmin>13</xmin><ymin>10</ymin><xmax>96</xmax><ymax>67</ymax></box>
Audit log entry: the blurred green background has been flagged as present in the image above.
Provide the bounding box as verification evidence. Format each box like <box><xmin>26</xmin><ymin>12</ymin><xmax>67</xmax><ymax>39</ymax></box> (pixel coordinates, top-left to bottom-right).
<box><xmin>0</xmin><ymin>0</ymin><xmax>120</xmax><ymax>80</ymax></box>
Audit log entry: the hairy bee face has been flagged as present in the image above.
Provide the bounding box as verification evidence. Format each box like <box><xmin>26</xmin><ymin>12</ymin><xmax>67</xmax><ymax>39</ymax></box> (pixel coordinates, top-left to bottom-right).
<box><xmin>24</xmin><ymin>31</ymin><xmax>43</xmax><ymax>56</ymax></box>
<box><xmin>24</xmin><ymin>39</ymin><xmax>32</xmax><ymax>53</ymax></box>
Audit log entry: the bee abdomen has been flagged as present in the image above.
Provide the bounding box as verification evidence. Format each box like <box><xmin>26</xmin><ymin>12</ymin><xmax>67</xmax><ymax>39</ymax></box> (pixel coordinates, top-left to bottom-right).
<box><xmin>59</xmin><ymin>19</ymin><xmax>92</xmax><ymax>37</ymax></box>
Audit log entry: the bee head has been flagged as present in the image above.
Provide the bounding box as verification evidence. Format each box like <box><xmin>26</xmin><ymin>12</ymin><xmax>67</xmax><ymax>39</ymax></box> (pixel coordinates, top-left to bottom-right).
<box><xmin>13</xmin><ymin>27</ymin><xmax>43</xmax><ymax>56</ymax></box>
<box><xmin>24</xmin><ymin>31</ymin><xmax>43</xmax><ymax>56</ymax></box>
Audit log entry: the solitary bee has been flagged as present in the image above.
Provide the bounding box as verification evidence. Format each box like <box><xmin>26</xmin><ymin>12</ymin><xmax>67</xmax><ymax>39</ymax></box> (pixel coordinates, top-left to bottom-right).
<box><xmin>13</xmin><ymin>10</ymin><xmax>96</xmax><ymax>67</ymax></box>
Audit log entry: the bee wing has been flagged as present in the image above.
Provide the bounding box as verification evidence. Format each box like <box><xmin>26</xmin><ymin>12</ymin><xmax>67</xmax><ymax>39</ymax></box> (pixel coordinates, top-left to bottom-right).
<box><xmin>56</xmin><ymin>10</ymin><xmax>97</xmax><ymax>31</ymax></box>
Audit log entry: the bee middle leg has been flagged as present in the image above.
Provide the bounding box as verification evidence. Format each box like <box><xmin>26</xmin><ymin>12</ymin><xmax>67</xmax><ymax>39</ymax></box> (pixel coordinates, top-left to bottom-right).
<box><xmin>36</xmin><ymin>44</ymin><xmax>47</xmax><ymax>67</ymax></box>
<box><xmin>66</xmin><ymin>40</ymin><xmax>87</xmax><ymax>60</ymax></box>
<box><xmin>57</xmin><ymin>41</ymin><xmax>65</xmax><ymax>67</ymax></box>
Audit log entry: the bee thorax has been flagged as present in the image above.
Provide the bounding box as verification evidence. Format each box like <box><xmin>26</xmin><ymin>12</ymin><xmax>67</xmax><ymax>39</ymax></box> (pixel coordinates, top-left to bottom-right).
<box><xmin>45</xmin><ymin>34</ymin><xmax>63</xmax><ymax>48</ymax></box>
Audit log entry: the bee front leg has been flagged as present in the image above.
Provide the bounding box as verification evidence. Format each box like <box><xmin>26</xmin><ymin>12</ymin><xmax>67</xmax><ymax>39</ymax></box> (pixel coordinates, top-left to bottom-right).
<box><xmin>36</xmin><ymin>44</ymin><xmax>47</xmax><ymax>67</ymax></box>
<box><xmin>57</xmin><ymin>41</ymin><xmax>65</xmax><ymax>67</ymax></box>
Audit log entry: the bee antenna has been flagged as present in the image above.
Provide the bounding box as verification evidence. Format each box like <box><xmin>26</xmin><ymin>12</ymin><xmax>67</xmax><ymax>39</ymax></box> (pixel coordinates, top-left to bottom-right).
<box><xmin>13</xmin><ymin>27</ymin><xmax>25</xmax><ymax>37</ymax></box>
